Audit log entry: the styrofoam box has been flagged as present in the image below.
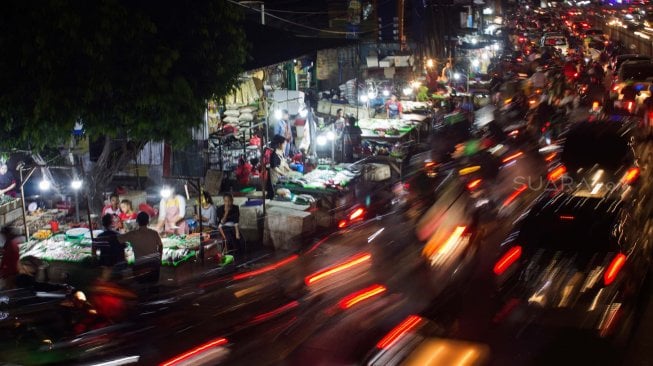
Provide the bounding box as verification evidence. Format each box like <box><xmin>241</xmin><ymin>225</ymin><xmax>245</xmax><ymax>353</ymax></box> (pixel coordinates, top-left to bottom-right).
<box><xmin>379</xmin><ymin>57</ymin><xmax>394</xmax><ymax>67</ymax></box>
<box><xmin>366</xmin><ymin>55</ymin><xmax>379</xmax><ymax>68</ymax></box>
<box><xmin>239</xmin><ymin>205</ymin><xmax>262</xmax><ymax>230</ymax></box>
<box><xmin>394</xmin><ymin>55</ymin><xmax>411</xmax><ymax>67</ymax></box>
<box><xmin>365</xmin><ymin>163</ymin><xmax>391</xmax><ymax>182</ymax></box>
<box><xmin>265</xmin><ymin>207</ymin><xmax>316</xmax><ymax>235</ymax></box>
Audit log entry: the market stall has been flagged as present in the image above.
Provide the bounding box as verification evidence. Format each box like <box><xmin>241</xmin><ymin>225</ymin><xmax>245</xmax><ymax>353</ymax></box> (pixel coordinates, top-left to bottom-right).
<box><xmin>18</xmin><ymin>228</ymin><xmax>213</xmax><ymax>285</ymax></box>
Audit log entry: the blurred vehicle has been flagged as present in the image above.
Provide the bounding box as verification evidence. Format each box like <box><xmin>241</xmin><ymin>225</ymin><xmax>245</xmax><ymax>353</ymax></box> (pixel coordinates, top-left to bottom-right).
<box><xmin>549</xmin><ymin>121</ymin><xmax>640</xmax><ymax>200</ymax></box>
<box><xmin>493</xmin><ymin>192</ymin><xmax>652</xmax><ymax>344</ymax></box>
<box><xmin>540</xmin><ymin>35</ymin><xmax>569</xmax><ymax>55</ymax></box>
<box><xmin>611</xmin><ymin>61</ymin><xmax>653</xmax><ymax>102</ymax></box>
<box><xmin>581</xmin><ymin>29</ymin><xmax>608</xmax><ymax>42</ymax></box>
<box><xmin>611</xmin><ymin>54</ymin><xmax>651</xmax><ymax>74</ymax></box>
<box><xmin>363</xmin><ymin>315</ymin><xmax>490</xmax><ymax>366</ymax></box>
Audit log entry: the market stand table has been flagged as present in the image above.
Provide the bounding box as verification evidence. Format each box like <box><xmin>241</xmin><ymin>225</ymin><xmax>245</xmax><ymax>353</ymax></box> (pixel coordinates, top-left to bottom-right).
<box><xmin>18</xmin><ymin>232</ymin><xmax>212</xmax><ymax>286</ymax></box>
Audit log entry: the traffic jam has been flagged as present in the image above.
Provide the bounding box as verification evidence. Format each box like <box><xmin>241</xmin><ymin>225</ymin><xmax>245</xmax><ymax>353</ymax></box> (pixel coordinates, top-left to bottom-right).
<box><xmin>3</xmin><ymin>3</ymin><xmax>653</xmax><ymax>366</ymax></box>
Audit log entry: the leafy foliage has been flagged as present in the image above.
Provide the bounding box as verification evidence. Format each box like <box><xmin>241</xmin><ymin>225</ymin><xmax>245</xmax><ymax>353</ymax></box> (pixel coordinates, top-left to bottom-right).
<box><xmin>0</xmin><ymin>0</ymin><xmax>247</xmax><ymax>150</ymax></box>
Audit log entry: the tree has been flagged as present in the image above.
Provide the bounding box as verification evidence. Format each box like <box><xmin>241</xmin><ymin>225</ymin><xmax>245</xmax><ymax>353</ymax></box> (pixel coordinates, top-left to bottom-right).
<box><xmin>0</xmin><ymin>0</ymin><xmax>247</xmax><ymax>209</ymax></box>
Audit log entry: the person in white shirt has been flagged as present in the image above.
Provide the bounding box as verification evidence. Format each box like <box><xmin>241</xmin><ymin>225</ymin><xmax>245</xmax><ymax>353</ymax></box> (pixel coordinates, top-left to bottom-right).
<box><xmin>156</xmin><ymin>186</ymin><xmax>188</xmax><ymax>235</ymax></box>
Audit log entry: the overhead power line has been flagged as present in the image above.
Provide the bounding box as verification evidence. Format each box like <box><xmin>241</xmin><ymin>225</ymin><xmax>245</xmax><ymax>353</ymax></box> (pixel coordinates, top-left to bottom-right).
<box><xmin>229</xmin><ymin>0</ymin><xmax>394</xmax><ymax>36</ymax></box>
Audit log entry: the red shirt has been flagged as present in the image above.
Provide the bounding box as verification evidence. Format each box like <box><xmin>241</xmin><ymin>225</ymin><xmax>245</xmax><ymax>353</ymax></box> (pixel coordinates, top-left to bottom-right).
<box><xmin>119</xmin><ymin>212</ymin><xmax>137</xmax><ymax>221</ymax></box>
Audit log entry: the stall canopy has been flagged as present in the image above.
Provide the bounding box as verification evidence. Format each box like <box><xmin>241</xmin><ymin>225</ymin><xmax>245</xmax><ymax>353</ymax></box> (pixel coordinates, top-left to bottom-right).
<box><xmin>243</xmin><ymin>21</ymin><xmax>355</xmax><ymax>71</ymax></box>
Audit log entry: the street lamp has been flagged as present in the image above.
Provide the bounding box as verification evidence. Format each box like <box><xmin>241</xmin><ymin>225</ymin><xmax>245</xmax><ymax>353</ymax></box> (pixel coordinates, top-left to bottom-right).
<box><xmin>38</xmin><ymin>179</ymin><xmax>51</xmax><ymax>191</ymax></box>
<box><xmin>71</xmin><ymin>178</ymin><xmax>82</xmax><ymax>222</ymax></box>
<box><xmin>160</xmin><ymin>187</ymin><xmax>172</xmax><ymax>199</ymax></box>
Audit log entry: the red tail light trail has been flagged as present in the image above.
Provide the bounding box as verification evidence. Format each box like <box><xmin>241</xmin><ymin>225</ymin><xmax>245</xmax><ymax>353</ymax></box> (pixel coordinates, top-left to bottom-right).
<box><xmin>338</xmin><ymin>284</ymin><xmax>387</xmax><ymax>309</ymax></box>
<box><xmin>502</xmin><ymin>151</ymin><xmax>524</xmax><ymax>164</ymax></box>
<box><xmin>502</xmin><ymin>184</ymin><xmax>527</xmax><ymax>208</ymax></box>
<box><xmin>232</xmin><ymin>255</ymin><xmax>298</xmax><ymax>280</ymax></box>
<box><xmin>622</xmin><ymin>167</ymin><xmax>640</xmax><ymax>184</ymax></box>
<box><xmin>376</xmin><ymin>315</ymin><xmax>424</xmax><ymax>349</ymax></box>
<box><xmin>604</xmin><ymin>253</ymin><xmax>626</xmax><ymax>286</ymax></box>
<box><xmin>547</xmin><ymin>165</ymin><xmax>566</xmax><ymax>181</ymax></box>
<box><xmin>160</xmin><ymin>338</ymin><xmax>228</xmax><ymax>366</ymax></box>
<box><xmin>305</xmin><ymin>252</ymin><xmax>372</xmax><ymax>286</ymax></box>
<box><xmin>467</xmin><ymin>179</ymin><xmax>482</xmax><ymax>191</ymax></box>
<box><xmin>493</xmin><ymin>246</ymin><xmax>522</xmax><ymax>275</ymax></box>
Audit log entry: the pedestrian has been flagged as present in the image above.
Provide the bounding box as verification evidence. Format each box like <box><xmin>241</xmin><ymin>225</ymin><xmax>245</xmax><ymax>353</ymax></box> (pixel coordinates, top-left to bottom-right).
<box><xmin>217</xmin><ymin>193</ymin><xmax>243</xmax><ymax>259</ymax></box>
<box><xmin>274</xmin><ymin>109</ymin><xmax>293</xmax><ymax>157</ymax></box>
<box><xmin>94</xmin><ymin>214</ymin><xmax>127</xmax><ymax>268</ymax></box>
<box><xmin>119</xmin><ymin>212</ymin><xmax>163</xmax><ymax>284</ymax></box>
<box><xmin>0</xmin><ymin>159</ymin><xmax>17</xmax><ymax>197</ymax></box>
<box><xmin>268</xmin><ymin>134</ymin><xmax>292</xmax><ymax>199</ymax></box>
<box><xmin>343</xmin><ymin>116</ymin><xmax>363</xmax><ymax>163</ymax></box>
<box><xmin>0</xmin><ymin>226</ymin><xmax>20</xmax><ymax>289</ymax></box>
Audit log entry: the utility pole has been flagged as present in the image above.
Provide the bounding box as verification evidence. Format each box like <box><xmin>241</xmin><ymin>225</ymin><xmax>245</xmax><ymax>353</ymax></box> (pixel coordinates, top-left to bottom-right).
<box><xmin>240</xmin><ymin>1</ymin><xmax>265</xmax><ymax>25</ymax></box>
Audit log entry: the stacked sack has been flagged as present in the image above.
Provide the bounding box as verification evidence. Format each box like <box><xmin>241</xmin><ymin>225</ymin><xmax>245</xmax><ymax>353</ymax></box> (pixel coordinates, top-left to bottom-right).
<box><xmin>222</xmin><ymin>105</ymin><xmax>257</xmax><ymax>127</ymax></box>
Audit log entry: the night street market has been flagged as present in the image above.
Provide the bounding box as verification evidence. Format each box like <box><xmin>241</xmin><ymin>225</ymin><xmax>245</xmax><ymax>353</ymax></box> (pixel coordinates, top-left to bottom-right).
<box><xmin>2</xmin><ymin>0</ymin><xmax>653</xmax><ymax>365</ymax></box>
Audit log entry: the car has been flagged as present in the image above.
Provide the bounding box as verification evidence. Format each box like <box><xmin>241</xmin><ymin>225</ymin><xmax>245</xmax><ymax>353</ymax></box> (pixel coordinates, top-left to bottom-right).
<box><xmin>549</xmin><ymin>121</ymin><xmax>641</xmax><ymax>200</ymax></box>
<box><xmin>493</xmin><ymin>192</ymin><xmax>652</xmax><ymax>344</ymax></box>
<box><xmin>611</xmin><ymin>54</ymin><xmax>651</xmax><ymax>73</ymax></box>
<box><xmin>363</xmin><ymin>315</ymin><xmax>490</xmax><ymax>366</ymax></box>
<box><xmin>541</xmin><ymin>35</ymin><xmax>569</xmax><ymax>54</ymax></box>
<box><xmin>611</xmin><ymin>60</ymin><xmax>653</xmax><ymax>101</ymax></box>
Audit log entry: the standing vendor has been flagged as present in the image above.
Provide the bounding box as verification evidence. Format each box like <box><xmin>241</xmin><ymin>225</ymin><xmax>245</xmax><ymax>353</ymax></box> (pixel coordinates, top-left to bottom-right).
<box><xmin>0</xmin><ymin>161</ymin><xmax>16</xmax><ymax>197</ymax></box>
<box><xmin>274</xmin><ymin>109</ymin><xmax>293</xmax><ymax>157</ymax></box>
<box><xmin>343</xmin><ymin>116</ymin><xmax>362</xmax><ymax>163</ymax></box>
<box><xmin>217</xmin><ymin>193</ymin><xmax>242</xmax><ymax>259</ymax></box>
<box><xmin>267</xmin><ymin>135</ymin><xmax>292</xmax><ymax>199</ymax></box>
<box><xmin>156</xmin><ymin>186</ymin><xmax>189</xmax><ymax>235</ymax></box>
<box><xmin>385</xmin><ymin>95</ymin><xmax>403</xmax><ymax>119</ymax></box>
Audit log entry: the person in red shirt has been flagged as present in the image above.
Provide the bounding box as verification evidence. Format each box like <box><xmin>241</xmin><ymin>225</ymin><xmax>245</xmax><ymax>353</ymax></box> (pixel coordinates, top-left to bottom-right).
<box><xmin>118</xmin><ymin>199</ymin><xmax>137</xmax><ymax>222</ymax></box>
<box><xmin>385</xmin><ymin>95</ymin><xmax>403</xmax><ymax>119</ymax></box>
<box><xmin>235</xmin><ymin>156</ymin><xmax>252</xmax><ymax>186</ymax></box>
<box><xmin>0</xmin><ymin>226</ymin><xmax>20</xmax><ymax>289</ymax></box>
<box><xmin>102</xmin><ymin>193</ymin><xmax>122</xmax><ymax>229</ymax></box>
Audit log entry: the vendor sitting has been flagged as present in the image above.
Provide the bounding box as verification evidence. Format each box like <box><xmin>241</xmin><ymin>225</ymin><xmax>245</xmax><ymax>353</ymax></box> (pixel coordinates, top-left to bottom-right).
<box><xmin>0</xmin><ymin>161</ymin><xmax>16</xmax><ymax>197</ymax></box>
<box><xmin>102</xmin><ymin>193</ymin><xmax>122</xmax><ymax>230</ymax></box>
<box><xmin>119</xmin><ymin>199</ymin><xmax>137</xmax><ymax>222</ymax></box>
<box><xmin>156</xmin><ymin>186</ymin><xmax>189</xmax><ymax>235</ymax></box>
<box><xmin>196</xmin><ymin>191</ymin><xmax>217</xmax><ymax>229</ymax></box>
<box><xmin>217</xmin><ymin>193</ymin><xmax>242</xmax><ymax>259</ymax></box>
<box><xmin>267</xmin><ymin>134</ymin><xmax>292</xmax><ymax>199</ymax></box>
